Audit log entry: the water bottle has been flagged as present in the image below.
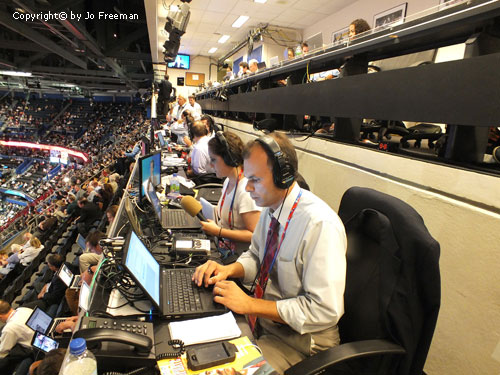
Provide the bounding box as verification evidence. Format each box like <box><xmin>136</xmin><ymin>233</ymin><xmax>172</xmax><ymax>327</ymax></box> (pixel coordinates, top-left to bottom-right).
<box><xmin>170</xmin><ymin>173</ymin><xmax>180</xmax><ymax>196</ymax></box>
<box><xmin>61</xmin><ymin>338</ymin><xmax>97</xmax><ymax>375</ymax></box>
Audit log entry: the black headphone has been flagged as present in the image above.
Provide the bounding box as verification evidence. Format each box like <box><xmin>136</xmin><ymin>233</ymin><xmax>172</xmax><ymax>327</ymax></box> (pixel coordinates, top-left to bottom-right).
<box><xmin>255</xmin><ymin>135</ymin><xmax>295</xmax><ymax>189</ymax></box>
<box><xmin>215</xmin><ymin>131</ymin><xmax>239</xmax><ymax>167</ymax></box>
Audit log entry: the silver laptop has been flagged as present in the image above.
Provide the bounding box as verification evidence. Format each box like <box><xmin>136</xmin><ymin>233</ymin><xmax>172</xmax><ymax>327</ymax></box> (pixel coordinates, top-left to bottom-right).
<box><xmin>26</xmin><ymin>307</ymin><xmax>67</xmax><ymax>336</ymax></box>
<box><xmin>57</xmin><ymin>264</ymin><xmax>81</xmax><ymax>289</ymax></box>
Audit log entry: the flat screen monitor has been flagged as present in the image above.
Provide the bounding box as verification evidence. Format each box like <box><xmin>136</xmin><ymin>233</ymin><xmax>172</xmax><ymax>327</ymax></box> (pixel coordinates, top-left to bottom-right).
<box><xmin>158</xmin><ymin>132</ymin><xmax>166</xmax><ymax>148</ymax></box>
<box><xmin>145</xmin><ymin>179</ymin><xmax>162</xmax><ymax>223</ymax></box>
<box><xmin>167</xmin><ymin>54</ymin><xmax>190</xmax><ymax>70</ymax></box>
<box><xmin>26</xmin><ymin>307</ymin><xmax>52</xmax><ymax>334</ymax></box>
<box><xmin>138</xmin><ymin>151</ymin><xmax>161</xmax><ymax>199</ymax></box>
<box><xmin>124</xmin><ymin>195</ymin><xmax>143</xmax><ymax>237</ymax></box>
<box><xmin>140</xmin><ymin>136</ymin><xmax>150</xmax><ymax>156</ymax></box>
<box><xmin>123</xmin><ymin>230</ymin><xmax>160</xmax><ymax>308</ymax></box>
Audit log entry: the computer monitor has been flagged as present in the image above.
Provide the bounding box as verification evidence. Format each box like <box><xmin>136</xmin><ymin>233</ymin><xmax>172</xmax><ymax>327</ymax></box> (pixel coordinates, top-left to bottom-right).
<box><xmin>123</xmin><ymin>230</ymin><xmax>160</xmax><ymax>308</ymax></box>
<box><xmin>158</xmin><ymin>132</ymin><xmax>166</xmax><ymax>148</ymax></box>
<box><xmin>76</xmin><ymin>234</ymin><xmax>86</xmax><ymax>251</ymax></box>
<box><xmin>124</xmin><ymin>195</ymin><xmax>143</xmax><ymax>237</ymax></box>
<box><xmin>138</xmin><ymin>151</ymin><xmax>161</xmax><ymax>199</ymax></box>
<box><xmin>140</xmin><ymin>136</ymin><xmax>150</xmax><ymax>156</ymax></box>
<box><xmin>145</xmin><ymin>179</ymin><xmax>162</xmax><ymax>224</ymax></box>
<box><xmin>79</xmin><ymin>281</ymin><xmax>90</xmax><ymax>312</ymax></box>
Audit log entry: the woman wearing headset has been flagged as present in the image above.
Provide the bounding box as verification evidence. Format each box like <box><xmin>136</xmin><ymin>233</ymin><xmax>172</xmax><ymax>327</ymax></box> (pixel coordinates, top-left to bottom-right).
<box><xmin>201</xmin><ymin>131</ymin><xmax>261</xmax><ymax>259</ymax></box>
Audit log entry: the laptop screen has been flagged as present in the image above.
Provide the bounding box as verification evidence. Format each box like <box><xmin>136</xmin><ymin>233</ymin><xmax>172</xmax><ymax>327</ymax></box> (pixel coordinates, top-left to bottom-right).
<box><xmin>76</xmin><ymin>234</ymin><xmax>86</xmax><ymax>251</ymax></box>
<box><xmin>79</xmin><ymin>281</ymin><xmax>91</xmax><ymax>312</ymax></box>
<box><xmin>124</xmin><ymin>230</ymin><xmax>160</xmax><ymax>307</ymax></box>
<box><xmin>145</xmin><ymin>179</ymin><xmax>162</xmax><ymax>223</ymax></box>
<box><xmin>124</xmin><ymin>195</ymin><xmax>143</xmax><ymax>237</ymax></box>
<box><xmin>26</xmin><ymin>307</ymin><xmax>52</xmax><ymax>334</ymax></box>
<box><xmin>158</xmin><ymin>132</ymin><xmax>166</xmax><ymax>147</ymax></box>
<box><xmin>58</xmin><ymin>264</ymin><xmax>73</xmax><ymax>287</ymax></box>
<box><xmin>139</xmin><ymin>151</ymin><xmax>161</xmax><ymax>199</ymax></box>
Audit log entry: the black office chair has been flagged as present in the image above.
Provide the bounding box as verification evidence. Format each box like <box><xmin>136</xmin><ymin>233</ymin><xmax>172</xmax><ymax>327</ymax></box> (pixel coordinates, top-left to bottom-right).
<box><xmin>285</xmin><ymin>187</ymin><xmax>440</xmax><ymax>375</ymax></box>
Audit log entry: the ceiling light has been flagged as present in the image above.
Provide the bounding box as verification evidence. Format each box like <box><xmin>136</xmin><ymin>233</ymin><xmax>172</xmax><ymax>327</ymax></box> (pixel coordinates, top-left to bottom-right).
<box><xmin>232</xmin><ymin>15</ymin><xmax>249</xmax><ymax>28</ymax></box>
<box><xmin>254</xmin><ymin>0</ymin><xmax>268</xmax><ymax>3</ymax></box>
<box><xmin>208</xmin><ymin>47</ymin><xmax>218</xmax><ymax>54</ymax></box>
<box><xmin>0</xmin><ymin>71</ymin><xmax>32</xmax><ymax>77</ymax></box>
<box><xmin>218</xmin><ymin>35</ymin><xmax>230</xmax><ymax>44</ymax></box>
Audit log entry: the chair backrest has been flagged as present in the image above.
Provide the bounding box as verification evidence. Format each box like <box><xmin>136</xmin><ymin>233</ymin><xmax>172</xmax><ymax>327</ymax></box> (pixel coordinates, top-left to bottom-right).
<box><xmin>338</xmin><ymin>187</ymin><xmax>441</xmax><ymax>375</ymax></box>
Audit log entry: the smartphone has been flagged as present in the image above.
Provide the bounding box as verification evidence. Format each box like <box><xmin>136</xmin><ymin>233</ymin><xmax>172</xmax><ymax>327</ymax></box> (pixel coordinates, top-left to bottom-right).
<box><xmin>31</xmin><ymin>332</ymin><xmax>59</xmax><ymax>353</ymax></box>
<box><xmin>187</xmin><ymin>341</ymin><xmax>236</xmax><ymax>371</ymax></box>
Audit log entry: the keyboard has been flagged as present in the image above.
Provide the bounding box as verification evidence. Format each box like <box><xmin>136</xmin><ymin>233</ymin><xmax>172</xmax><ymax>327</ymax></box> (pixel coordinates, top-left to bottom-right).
<box><xmin>164</xmin><ymin>210</ymin><xmax>187</xmax><ymax>227</ymax></box>
<box><xmin>165</xmin><ymin>269</ymin><xmax>203</xmax><ymax>313</ymax></box>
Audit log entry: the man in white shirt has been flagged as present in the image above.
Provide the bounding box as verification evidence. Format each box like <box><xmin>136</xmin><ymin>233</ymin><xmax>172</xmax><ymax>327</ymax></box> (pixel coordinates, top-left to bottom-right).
<box><xmin>188</xmin><ymin>122</ymin><xmax>215</xmax><ymax>176</ymax></box>
<box><xmin>188</xmin><ymin>95</ymin><xmax>202</xmax><ymax>120</ymax></box>
<box><xmin>193</xmin><ymin>133</ymin><xmax>347</xmax><ymax>373</ymax></box>
<box><xmin>0</xmin><ymin>300</ymin><xmax>34</xmax><ymax>372</ymax></box>
<box><xmin>249</xmin><ymin>59</ymin><xmax>259</xmax><ymax>74</ymax></box>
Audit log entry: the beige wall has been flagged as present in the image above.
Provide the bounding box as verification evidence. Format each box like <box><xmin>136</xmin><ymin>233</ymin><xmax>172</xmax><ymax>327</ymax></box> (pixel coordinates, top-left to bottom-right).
<box><xmin>218</xmin><ymin>118</ymin><xmax>500</xmax><ymax>375</ymax></box>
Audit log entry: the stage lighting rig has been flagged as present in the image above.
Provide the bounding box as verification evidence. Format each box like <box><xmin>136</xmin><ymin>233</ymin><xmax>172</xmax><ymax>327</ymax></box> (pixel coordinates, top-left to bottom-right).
<box><xmin>163</xmin><ymin>1</ymin><xmax>191</xmax><ymax>62</ymax></box>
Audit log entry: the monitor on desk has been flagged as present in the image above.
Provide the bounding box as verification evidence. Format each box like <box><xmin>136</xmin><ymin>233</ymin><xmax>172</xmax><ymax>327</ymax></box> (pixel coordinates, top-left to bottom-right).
<box><xmin>158</xmin><ymin>132</ymin><xmax>166</xmax><ymax>148</ymax></box>
<box><xmin>139</xmin><ymin>151</ymin><xmax>161</xmax><ymax>200</ymax></box>
<box><xmin>145</xmin><ymin>178</ymin><xmax>162</xmax><ymax>224</ymax></box>
<box><xmin>124</xmin><ymin>230</ymin><xmax>160</xmax><ymax>308</ymax></box>
<box><xmin>124</xmin><ymin>194</ymin><xmax>143</xmax><ymax>237</ymax></box>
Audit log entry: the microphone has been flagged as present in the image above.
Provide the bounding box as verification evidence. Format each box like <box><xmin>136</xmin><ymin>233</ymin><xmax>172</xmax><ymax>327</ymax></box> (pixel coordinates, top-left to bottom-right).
<box><xmin>180</xmin><ymin>196</ymin><xmax>208</xmax><ymax>222</ymax></box>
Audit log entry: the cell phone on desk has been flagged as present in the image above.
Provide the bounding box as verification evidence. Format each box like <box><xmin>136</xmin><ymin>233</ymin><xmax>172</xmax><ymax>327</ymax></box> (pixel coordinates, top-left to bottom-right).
<box><xmin>187</xmin><ymin>341</ymin><xmax>237</xmax><ymax>371</ymax></box>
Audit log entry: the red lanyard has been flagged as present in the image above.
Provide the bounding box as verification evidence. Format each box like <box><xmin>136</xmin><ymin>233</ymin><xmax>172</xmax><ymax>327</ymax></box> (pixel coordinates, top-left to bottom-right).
<box><xmin>219</xmin><ymin>169</ymin><xmax>243</xmax><ymax>230</ymax></box>
<box><xmin>258</xmin><ymin>189</ymin><xmax>303</xmax><ymax>290</ymax></box>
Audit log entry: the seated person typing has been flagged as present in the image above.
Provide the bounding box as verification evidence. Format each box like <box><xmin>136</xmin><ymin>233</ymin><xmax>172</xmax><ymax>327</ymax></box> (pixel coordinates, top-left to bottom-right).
<box><xmin>193</xmin><ymin>133</ymin><xmax>347</xmax><ymax>374</ymax></box>
<box><xmin>200</xmin><ymin>131</ymin><xmax>261</xmax><ymax>258</ymax></box>
<box><xmin>186</xmin><ymin>121</ymin><xmax>215</xmax><ymax>177</ymax></box>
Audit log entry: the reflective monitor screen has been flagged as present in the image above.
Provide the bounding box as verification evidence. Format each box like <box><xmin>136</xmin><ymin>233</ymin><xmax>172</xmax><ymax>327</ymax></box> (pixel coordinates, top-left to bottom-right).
<box><xmin>139</xmin><ymin>152</ymin><xmax>161</xmax><ymax>199</ymax></box>
<box><xmin>79</xmin><ymin>281</ymin><xmax>90</xmax><ymax>312</ymax></box>
<box><xmin>77</xmin><ymin>234</ymin><xmax>86</xmax><ymax>251</ymax></box>
<box><xmin>167</xmin><ymin>54</ymin><xmax>190</xmax><ymax>69</ymax></box>
<box><xmin>26</xmin><ymin>307</ymin><xmax>52</xmax><ymax>334</ymax></box>
<box><xmin>125</xmin><ymin>231</ymin><xmax>160</xmax><ymax>307</ymax></box>
<box><xmin>58</xmin><ymin>264</ymin><xmax>73</xmax><ymax>287</ymax></box>
<box><xmin>145</xmin><ymin>179</ymin><xmax>162</xmax><ymax>223</ymax></box>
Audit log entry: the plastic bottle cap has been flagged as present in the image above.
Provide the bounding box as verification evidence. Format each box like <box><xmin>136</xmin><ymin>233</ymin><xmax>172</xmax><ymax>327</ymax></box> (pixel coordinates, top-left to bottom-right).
<box><xmin>69</xmin><ymin>338</ymin><xmax>87</xmax><ymax>355</ymax></box>
<box><xmin>173</xmin><ymin>173</ymin><xmax>178</xmax><ymax>177</ymax></box>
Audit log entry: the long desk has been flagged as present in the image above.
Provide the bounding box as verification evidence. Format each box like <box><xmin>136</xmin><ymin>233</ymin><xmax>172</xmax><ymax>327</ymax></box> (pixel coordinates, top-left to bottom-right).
<box><xmin>68</xmin><ymin>155</ymin><xmax>259</xmax><ymax>374</ymax></box>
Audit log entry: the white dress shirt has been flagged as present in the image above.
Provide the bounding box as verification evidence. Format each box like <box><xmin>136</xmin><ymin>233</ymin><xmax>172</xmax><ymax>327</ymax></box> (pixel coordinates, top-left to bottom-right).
<box><xmin>191</xmin><ymin>102</ymin><xmax>202</xmax><ymax>120</ymax></box>
<box><xmin>237</xmin><ymin>182</ymin><xmax>347</xmax><ymax>355</ymax></box>
<box><xmin>0</xmin><ymin>307</ymin><xmax>35</xmax><ymax>358</ymax></box>
<box><xmin>191</xmin><ymin>136</ymin><xmax>215</xmax><ymax>175</ymax></box>
<box><xmin>18</xmin><ymin>245</ymin><xmax>44</xmax><ymax>266</ymax></box>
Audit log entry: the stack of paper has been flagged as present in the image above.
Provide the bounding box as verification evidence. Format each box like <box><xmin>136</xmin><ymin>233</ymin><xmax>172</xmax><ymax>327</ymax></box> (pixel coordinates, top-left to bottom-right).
<box><xmin>168</xmin><ymin>312</ymin><xmax>241</xmax><ymax>346</ymax></box>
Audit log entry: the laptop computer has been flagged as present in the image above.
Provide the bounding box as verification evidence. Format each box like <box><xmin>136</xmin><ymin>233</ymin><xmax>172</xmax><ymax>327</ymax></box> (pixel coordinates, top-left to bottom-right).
<box><xmin>76</xmin><ymin>233</ymin><xmax>87</xmax><ymax>252</ymax></box>
<box><xmin>57</xmin><ymin>263</ymin><xmax>81</xmax><ymax>289</ymax></box>
<box><xmin>79</xmin><ymin>281</ymin><xmax>91</xmax><ymax>313</ymax></box>
<box><xmin>145</xmin><ymin>179</ymin><xmax>201</xmax><ymax>230</ymax></box>
<box><xmin>122</xmin><ymin>229</ymin><xmax>225</xmax><ymax>319</ymax></box>
<box><xmin>124</xmin><ymin>194</ymin><xmax>144</xmax><ymax>237</ymax></box>
<box><xmin>26</xmin><ymin>306</ymin><xmax>68</xmax><ymax>336</ymax></box>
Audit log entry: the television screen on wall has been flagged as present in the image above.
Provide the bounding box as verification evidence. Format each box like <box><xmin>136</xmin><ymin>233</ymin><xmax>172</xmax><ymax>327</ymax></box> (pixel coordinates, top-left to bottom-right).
<box><xmin>167</xmin><ymin>54</ymin><xmax>190</xmax><ymax>69</ymax></box>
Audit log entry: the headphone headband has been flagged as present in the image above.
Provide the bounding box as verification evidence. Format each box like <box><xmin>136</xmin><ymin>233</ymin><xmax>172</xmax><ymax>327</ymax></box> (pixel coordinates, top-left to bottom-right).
<box><xmin>215</xmin><ymin>131</ymin><xmax>239</xmax><ymax>167</ymax></box>
<box><xmin>255</xmin><ymin>135</ymin><xmax>295</xmax><ymax>189</ymax></box>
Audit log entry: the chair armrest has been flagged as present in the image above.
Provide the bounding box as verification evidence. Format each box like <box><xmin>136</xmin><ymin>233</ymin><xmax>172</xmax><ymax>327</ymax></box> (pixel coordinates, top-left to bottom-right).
<box><xmin>284</xmin><ymin>339</ymin><xmax>406</xmax><ymax>375</ymax></box>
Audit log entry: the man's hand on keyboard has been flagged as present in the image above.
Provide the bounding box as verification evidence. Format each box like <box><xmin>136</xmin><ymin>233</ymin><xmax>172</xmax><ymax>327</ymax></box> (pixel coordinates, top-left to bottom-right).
<box><xmin>55</xmin><ymin>316</ymin><xmax>78</xmax><ymax>334</ymax></box>
<box><xmin>192</xmin><ymin>260</ymin><xmax>230</xmax><ymax>288</ymax></box>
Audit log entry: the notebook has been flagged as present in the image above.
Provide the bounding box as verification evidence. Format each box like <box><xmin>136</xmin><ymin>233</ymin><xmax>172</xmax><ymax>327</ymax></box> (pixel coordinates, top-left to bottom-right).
<box><xmin>145</xmin><ymin>179</ymin><xmax>201</xmax><ymax>230</ymax></box>
<box><xmin>57</xmin><ymin>263</ymin><xmax>81</xmax><ymax>289</ymax></box>
<box><xmin>25</xmin><ymin>306</ymin><xmax>67</xmax><ymax>336</ymax></box>
<box><xmin>122</xmin><ymin>229</ymin><xmax>226</xmax><ymax>319</ymax></box>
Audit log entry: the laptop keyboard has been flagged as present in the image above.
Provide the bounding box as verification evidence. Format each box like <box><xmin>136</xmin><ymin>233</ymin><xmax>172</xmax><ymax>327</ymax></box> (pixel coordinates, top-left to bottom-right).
<box><xmin>165</xmin><ymin>268</ymin><xmax>203</xmax><ymax>313</ymax></box>
<box><xmin>165</xmin><ymin>210</ymin><xmax>187</xmax><ymax>227</ymax></box>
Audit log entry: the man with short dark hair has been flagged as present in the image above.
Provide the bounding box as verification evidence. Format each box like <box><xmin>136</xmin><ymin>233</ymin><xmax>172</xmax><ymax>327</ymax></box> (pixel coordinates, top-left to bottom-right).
<box><xmin>29</xmin><ymin>348</ymin><xmax>65</xmax><ymax>375</ymax></box>
<box><xmin>23</xmin><ymin>254</ymin><xmax>70</xmax><ymax>311</ymax></box>
<box><xmin>188</xmin><ymin>121</ymin><xmax>215</xmax><ymax>177</ymax></box>
<box><xmin>194</xmin><ymin>132</ymin><xmax>346</xmax><ymax>373</ymax></box>
<box><xmin>76</xmin><ymin>198</ymin><xmax>101</xmax><ymax>236</ymax></box>
<box><xmin>0</xmin><ymin>300</ymin><xmax>34</xmax><ymax>372</ymax></box>
<box><xmin>158</xmin><ymin>73</ymin><xmax>173</xmax><ymax>116</ymax></box>
<box><xmin>188</xmin><ymin>95</ymin><xmax>202</xmax><ymax>120</ymax></box>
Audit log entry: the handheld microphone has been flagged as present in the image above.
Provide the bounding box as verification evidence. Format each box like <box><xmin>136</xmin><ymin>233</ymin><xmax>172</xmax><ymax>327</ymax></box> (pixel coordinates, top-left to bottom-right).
<box><xmin>180</xmin><ymin>196</ymin><xmax>208</xmax><ymax>222</ymax></box>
